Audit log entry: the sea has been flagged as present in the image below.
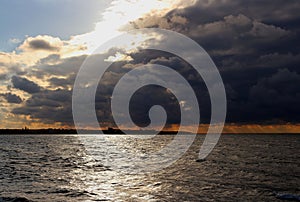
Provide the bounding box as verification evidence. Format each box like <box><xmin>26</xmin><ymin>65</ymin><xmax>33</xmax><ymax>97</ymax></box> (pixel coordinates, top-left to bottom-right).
<box><xmin>0</xmin><ymin>134</ymin><xmax>299</xmax><ymax>201</ymax></box>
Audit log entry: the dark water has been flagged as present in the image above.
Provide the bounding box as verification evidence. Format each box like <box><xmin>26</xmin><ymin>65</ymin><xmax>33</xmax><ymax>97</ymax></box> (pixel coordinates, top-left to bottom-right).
<box><xmin>0</xmin><ymin>134</ymin><xmax>299</xmax><ymax>201</ymax></box>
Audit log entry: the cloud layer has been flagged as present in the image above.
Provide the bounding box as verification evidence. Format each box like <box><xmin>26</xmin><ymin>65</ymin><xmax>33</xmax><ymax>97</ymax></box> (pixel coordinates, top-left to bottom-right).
<box><xmin>0</xmin><ymin>0</ymin><xmax>299</xmax><ymax>129</ymax></box>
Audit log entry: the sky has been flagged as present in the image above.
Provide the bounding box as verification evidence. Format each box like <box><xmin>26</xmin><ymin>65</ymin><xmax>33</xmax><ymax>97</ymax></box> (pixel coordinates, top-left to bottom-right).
<box><xmin>0</xmin><ymin>0</ymin><xmax>300</xmax><ymax>132</ymax></box>
<box><xmin>0</xmin><ymin>0</ymin><xmax>110</xmax><ymax>51</ymax></box>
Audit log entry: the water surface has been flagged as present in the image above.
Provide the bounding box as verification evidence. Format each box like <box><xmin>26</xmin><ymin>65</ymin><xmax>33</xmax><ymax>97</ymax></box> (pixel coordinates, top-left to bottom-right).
<box><xmin>0</xmin><ymin>134</ymin><xmax>299</xmax><ymax>201</ymax></box>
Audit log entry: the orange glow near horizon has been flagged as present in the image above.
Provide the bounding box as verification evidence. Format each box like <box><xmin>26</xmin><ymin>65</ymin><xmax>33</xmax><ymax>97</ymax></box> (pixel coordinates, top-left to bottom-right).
<box><xmin>0</xmin><ymin>115</ymin><xmax>299</xmax><ymax>134</ymax></box>
<box><xmin>4</xmin><ymin>123</ymin><xmax>298</xmax><ymax>134</ymax></box>
<box><xmin>200</xmin><ymin>124</ymin><xmax>300</xmax><ymax>134</ymax></box>
<box><xmin>165</xmin><ymin>123</ymin><xmax>300</xmax><ymax>134</ymax></box>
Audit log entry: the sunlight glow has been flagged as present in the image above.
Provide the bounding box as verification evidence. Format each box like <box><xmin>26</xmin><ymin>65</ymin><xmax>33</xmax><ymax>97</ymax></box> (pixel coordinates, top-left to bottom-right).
<box><xmin>69</xmin><ymin>0</ymin><xmax>196</xmax><ymax>55</ymax></box>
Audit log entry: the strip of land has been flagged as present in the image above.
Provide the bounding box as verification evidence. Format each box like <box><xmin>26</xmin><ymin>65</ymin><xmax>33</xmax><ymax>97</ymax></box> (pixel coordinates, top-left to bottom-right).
<box><xmin>0</xmin><ymin>128</ymin><xmax>299</xmax><ymax>135</ymax></box>
<box><xmin>0</xmin><ymin>128</ymin><xmax>179</xmax><ymax>135</ymax></box>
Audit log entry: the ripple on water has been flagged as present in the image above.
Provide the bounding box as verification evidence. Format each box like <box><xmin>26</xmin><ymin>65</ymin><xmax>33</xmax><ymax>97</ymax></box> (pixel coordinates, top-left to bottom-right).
<box><xmin>0</xmin><ymin>134</ymin><xmax>299</xmax><ymax>201</ymax></box>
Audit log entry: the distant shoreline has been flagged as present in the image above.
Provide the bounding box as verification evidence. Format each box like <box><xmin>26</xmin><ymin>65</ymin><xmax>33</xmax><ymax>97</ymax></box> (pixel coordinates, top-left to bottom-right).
<box><xmin>0</xmin><ymin>128</ymin><xmax>178</xmax><ymax>135</ymax></box>
<box><xmin>0</xmin><ymin>129</ymin><xmax>299</xmax><ymax>135</ymax></box>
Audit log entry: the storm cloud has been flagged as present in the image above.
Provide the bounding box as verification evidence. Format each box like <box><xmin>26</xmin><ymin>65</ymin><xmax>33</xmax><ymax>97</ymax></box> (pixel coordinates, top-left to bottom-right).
<box><xmin>0</xmin><ymin>93</ymin><xmax>22</xmax><ymax>104</ymax></box>
<box><xmin>12</xmin><ymin>88</ymin><xmax>73</xmax><ymax>125</ymax></box>
<box><xmin>141</xmin><ymin>0</ymin><xmax>300</xmax><ymax>124</ymax></box>
<box><xmin>4</xmin><ymin>0</ymin><xmax>300</xmax><ymax>127</ymax></box>
<box><xmin>11</xmin><ymin>76</ymin><xmax>41</xmax><ymax>94</ymax></box>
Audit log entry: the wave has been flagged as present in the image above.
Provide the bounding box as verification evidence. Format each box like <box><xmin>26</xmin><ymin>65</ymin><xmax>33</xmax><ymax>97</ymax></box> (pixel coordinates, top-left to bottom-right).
<box><xmin>0</xmin><ymin>196</ymin><xmax>31</xmax><ymax>202</ymax></box>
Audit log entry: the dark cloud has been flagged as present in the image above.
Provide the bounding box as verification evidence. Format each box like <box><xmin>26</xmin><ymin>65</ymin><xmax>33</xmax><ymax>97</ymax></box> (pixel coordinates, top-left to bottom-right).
<box><xmin>129</xmin><ymin>85</ymin><xmax>181</xmax><ymax>127</ymax></box>
<box><xmin>8</xmin><ymin>0</ymin><xmax>300</xmax><ymax>126</ymax></box>
<box><xmin>170</xmin><ymin>0</ymin><xmax>300</xmax><ymax>28</ymax></box>
<box><xmin>248</xmin><ymin>69</ymin><xmax>300</xmax><ymax>122</ymax></box>
<box><xmin>94</xmin><ymin>50</ymin><xmax>211</xmax><ymax>127</ymax></box>
<box><xmin>0</xmin><ymin>93</ymin><xmax>22</xmax><ymax>104</ymax></box>
<box><xmin>31</xmin><ymin>55</ymin><xmax>87</xmax><ymax>79</ymax></box>
<box><xmin>9</xmin><ymin>54</ymin><xmax>91</xmax><ymax>126</ymax></box>
<box><xmin>12</xmin><ymin>89</ymin><xmax>73</xmax><ymax>125</ymax></box>
<box><xmin>11</xmin><ymin>76</ymin><xmax>41</xmax><ymax>94</ymax></box>
<box><xmin>48</xmin><ymin>76</ymin><xmax>74</xmax><ymax>88</ymax></box>
<box><xmin>129</xmin><ymin>0</ymin><xmax>300</xmax><ymax>124</ymax></box>
<box><xmin>28</xmin><ymin>39</ymin><xmax>58</xmax><ymax>51</ymax></box>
